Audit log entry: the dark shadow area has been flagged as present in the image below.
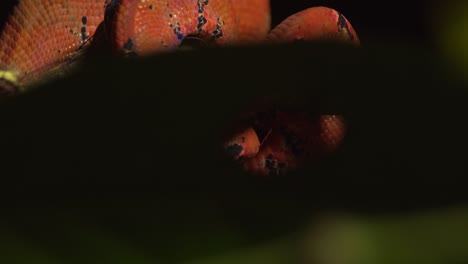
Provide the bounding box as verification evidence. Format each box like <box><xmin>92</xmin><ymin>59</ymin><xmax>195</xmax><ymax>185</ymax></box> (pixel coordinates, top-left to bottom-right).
<box><xmin>0</xmin><ymin>41</ymin><xmax>467</xmax><ymax>263</ymax></box>
<box><xmin>1</xmin><ymin>42</ymin><xmax>467</xmax><ymax>204</ymax></box>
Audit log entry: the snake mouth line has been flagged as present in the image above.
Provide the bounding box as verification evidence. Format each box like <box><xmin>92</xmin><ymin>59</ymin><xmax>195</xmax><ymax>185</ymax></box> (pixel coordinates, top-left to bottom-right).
<box><xmin>178</xmin><ymin>35</ymin><xmax>209</xmax><ymax>50</ymax></box>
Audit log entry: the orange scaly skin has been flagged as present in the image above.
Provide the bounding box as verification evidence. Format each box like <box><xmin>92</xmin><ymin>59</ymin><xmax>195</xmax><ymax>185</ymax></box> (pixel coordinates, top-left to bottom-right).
<box><xmin>226</xmin><ymin>112</ymin><xmax>347</xmax><ymax>176</ymax></box>
<box><xmin>0</xmin><ymin>1</ymin><xmax>360</xmax><ymax>176</ymax></box>
<box><xmin>267</xmin><ymin>7</ymin><xmax>359</xmax><ymax>45</ymax></box>
<box><xmin>230</xmin><ymin>0</ymin><xmax>270</xmax><ymax>43</ymax></box>
<box><xmin>106</xmin><ymin>0</ymin><xmax>239</xmax><ymax>54</ymax></box>
<box><xmin>224</xmin><ymin>127</ymin><xmax>261</xmax><ymax>160</ymax></box>
<box><xmin>105</xmin><ymin>0</ymin><xmax>272</xmax><ymax>55</ymax></box>
<box><xmin>0</xmin><ymin>0</ymin><xmax>105</xmax><ymax>86</ymax></box>
<box><xmin>0</xmin><ymin>1</ymin><xmax>358</xmax><ymax>83</ymax></box>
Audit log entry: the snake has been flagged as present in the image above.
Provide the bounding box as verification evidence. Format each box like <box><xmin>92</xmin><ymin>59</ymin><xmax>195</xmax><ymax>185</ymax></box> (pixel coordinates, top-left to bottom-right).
<box><xmin>0</xmin><ymin>0</ymin><xmax>360</xmax><ymax>176</ymax></box>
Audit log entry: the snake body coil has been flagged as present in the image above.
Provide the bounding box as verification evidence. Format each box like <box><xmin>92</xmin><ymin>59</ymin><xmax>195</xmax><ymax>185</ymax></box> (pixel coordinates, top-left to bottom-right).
<box><xmin>0</xmin><ymin>0</ymin><xmax>360</xmax><ymax>176</ymax></box>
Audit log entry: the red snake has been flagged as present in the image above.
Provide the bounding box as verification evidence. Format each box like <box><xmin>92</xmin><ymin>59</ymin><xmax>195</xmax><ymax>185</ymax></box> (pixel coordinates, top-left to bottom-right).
<box><xmin>0</xmin><ymin>0</ymin><xmax>360</xmax><ymax>176</ymax></box>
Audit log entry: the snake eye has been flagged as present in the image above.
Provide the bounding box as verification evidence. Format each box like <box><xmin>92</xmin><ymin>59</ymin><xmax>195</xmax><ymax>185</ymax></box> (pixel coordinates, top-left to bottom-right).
<box><xmin>0</xmin><ymin>70</ymin><xmax>19</xmax><ymax>96</ymax></box>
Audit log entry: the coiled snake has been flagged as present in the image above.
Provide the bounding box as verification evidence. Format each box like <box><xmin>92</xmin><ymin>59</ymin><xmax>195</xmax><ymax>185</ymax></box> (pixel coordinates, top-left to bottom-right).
<box><xmin>0</xmin><ymin>0</ymin><xmax>360</xmax><ymax>175</ymax></box>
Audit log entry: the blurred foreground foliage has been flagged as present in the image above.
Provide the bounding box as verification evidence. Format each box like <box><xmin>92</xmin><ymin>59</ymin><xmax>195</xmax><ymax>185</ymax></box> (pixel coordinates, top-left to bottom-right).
<box><xmin>0</xmin><ymin>42</ymin><xmax>467</xmax><ymax>263</ymax></box>
<box><xmin>431</xmin><ymin>1</ymin><xmax>468</xmax><ymax>83</ymax></box>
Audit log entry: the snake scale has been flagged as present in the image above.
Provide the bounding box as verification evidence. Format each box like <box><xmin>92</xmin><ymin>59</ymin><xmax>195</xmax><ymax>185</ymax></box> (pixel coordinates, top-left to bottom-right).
<box><xmin>0</xmin><ymin>0</ymin><xmax>360</xmax><ymax>176</ymax></box>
